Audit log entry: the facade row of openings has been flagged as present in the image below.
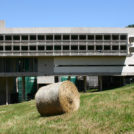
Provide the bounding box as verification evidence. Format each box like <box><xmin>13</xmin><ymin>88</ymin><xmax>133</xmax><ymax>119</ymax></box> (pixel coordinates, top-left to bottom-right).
<box><xmin>0</xmin><ymin>45</ymin><xmax>127</xmax><ymax>51</ymax></box>
<box><xmin>0</xmin><ymin>34</ymin><xmax>127</xmax><ymax>41</ymax></box>
<box><xmin>0</xmin><ymin>58</ymin><xmax>37</xmax><ymax>72</ymax></box>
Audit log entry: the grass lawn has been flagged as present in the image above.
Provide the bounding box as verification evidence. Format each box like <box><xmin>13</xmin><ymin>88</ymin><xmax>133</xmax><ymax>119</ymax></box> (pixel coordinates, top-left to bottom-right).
<box><xmin>0</xmin><ymin>84</ymin><xmax>134</xmax><ymax>134</ymax></box>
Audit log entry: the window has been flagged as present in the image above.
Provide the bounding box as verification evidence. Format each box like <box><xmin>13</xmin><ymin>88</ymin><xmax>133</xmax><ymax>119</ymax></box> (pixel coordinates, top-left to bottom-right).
<box><xmin>22</xmin><ymin>46</ymin><xmax>28</xmax><ymax>51</ymax></box>
<box><xmin>38</xmin><ymin>45</ymin><xmax>44</xmax><ymax>50</ymax></box>
<box><xmin>46</xmin><ymin>45</ymin><xmax>53</xmax><ymax>50</ymax></box>
<box><xmin>96</xmin><ymin>35</ymin><xmax>103</xmax><ymax>40</ymax></box>
<box><xmin>79</xmin><ymin>35</ymin><xmax>86</xmax><ymax>40</ymax></box>
<box><xmin>120</xmin><ymin>35</ymin><xmax>127</xmax><ymax>40</ymax></box>
<box><xmin>13</xmin><ymin>35</ymin><xmax>20</xmax><ymax>40</ymax></box>
<box><xmin>30</xmin><ymin>46</ymin><xmax>36</xmax><ymax>50</ymax></box>
<box><xmin>104</xmin><ymin>35</ymin><xmax>111</xmax><ymax>40</ymax></box>
<box><xmin>30</xmin><ymin>35</ymin><xmax>36</xmax><ymax>40</ymax></box>
<box><xmin>0</xmin><ymin>46</ymin><xmax>3</xmax><ymax>51</ymax></box>
<box><xmin>88</xmin><ymin>46</ymin><xmax>94</xmax><ymax>50</ymax></box>
<box><xmin>129</xmin><ymin>37</ymin><xmax>134</xmax><ymax>43</ymax></box>
<box><xmin>63</xmin><ymin>45</ymin><xmax>69</xmax><ymax>50</ymax></box>
<box><xmin>22</xmin><ymin>35</ymin><xmax>28</xmax><ymax>40</ymax></box>
<box><xmin>71</xmin><ymin>45</ymin><xmax>78</xmax><ymax>50</ymax></box>
<box><xmin>71</xmin><ymin>35</ymin><xmax>78</xmax><ymax>40</ymax></box>
<box><xmin>5</xmin><ymin>35</ymin><xmax>12</xmax><ymax>40</ymax></box>
<box><xmin>104</xmin><ymin>45</ymin><xmax>111</xmax><ymax>50</ymax></box>
<box><xmin>79</xmin><ymin>45</ymin><xmax>86</xmax><ymax>50</ymax></box>
<box><xmin>54</xmin><ymin>45</ymin><xmax>61</xmax><ymax>50</ymax></box>
<box><xmin>112</xmin><ymin>45</ymin><xmax>119</xmax><ymax>50</ymax></box>
<box><xmin>0</xmin><ymin>35</ymin><xmax>4</xmax><ymax>40</ymax></box>
<box><xmin>38</xmin><ymin>35</ymin><xmax>45</xmax><ymax>40</ymax></box>
<box><xmin>63</xmin><ymin>35</ymin><xmax>70</xmax><ymax>40</ymax></box>
<box><xmin>120</xmin><ymin>45</ymin><xmax>127</xmax><ymax>50</ymax></box>
<box><xmin>54</xmin><ymin>35</ymin><xmax>61</xmax><ymax>40</ymax></box>
<box><xmin>13</xmin><ymin>46</ymin><xmax>20</xmax><ymax>51</ymax></box>
<box><xmin>112</xmin><ymin>35</ymin><xmax>119</xmax><ymax>40</ymax></box>
<box><xmin>96</xmin><ymin>45</ymin><xmax>102</xmax><ymax>50</ymax></box>
<box><xmin>5</xmin><ymin>46</ymin><xmax>12</xmax><ymax>51</ymax></box>
<box><xmin>46</xmin><ymin>35</ymin><xmax>53</xmax><ymax>40</ymax></box>
<box><xmin>88</xmin><ymin>35</ymin><xmax>94</xmax><ymax>40</ymax></box>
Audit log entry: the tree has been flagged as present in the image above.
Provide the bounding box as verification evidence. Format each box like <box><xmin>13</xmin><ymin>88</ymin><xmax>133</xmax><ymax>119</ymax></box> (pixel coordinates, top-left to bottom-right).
<box><xmin>127</xmin><ymin>24</ymin><xmax>134</xmax><ymax>28</ymax></box>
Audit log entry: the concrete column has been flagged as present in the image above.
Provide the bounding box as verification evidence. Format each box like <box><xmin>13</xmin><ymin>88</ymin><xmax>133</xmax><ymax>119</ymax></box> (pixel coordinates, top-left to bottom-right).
<box><xmin>98</xmin><ymin>76</ymin><xmax>103</xmax><ymax>91</ymax></box>
<box><xmin>6</xmin><ymin>77</ymin><xmax>9</xmax><ymax>105</ymax></box>
<box><xmin>83</xmin><ymin>76</ymin><xmax>87</xmax><ymax>92</ymax></box>
<box><xmin>22</xmin><ymin>76</ymin><xmax>25</xmax><ymax>101</ymax></box>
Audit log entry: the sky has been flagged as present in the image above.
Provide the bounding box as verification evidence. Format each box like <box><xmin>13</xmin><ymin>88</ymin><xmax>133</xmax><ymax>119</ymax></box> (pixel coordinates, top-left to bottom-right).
<box><xmin>0</xmin><ymin>0</ymin><xmax>134</xmax><ymax>28</ymax></box>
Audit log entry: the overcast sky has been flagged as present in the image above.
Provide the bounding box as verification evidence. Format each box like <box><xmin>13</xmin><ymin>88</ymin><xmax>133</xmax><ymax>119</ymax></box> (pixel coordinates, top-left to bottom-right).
<box><xmin>0</xmin><ymin>0</ymin><xmax>134</xmax><ymax>27</ymax></box>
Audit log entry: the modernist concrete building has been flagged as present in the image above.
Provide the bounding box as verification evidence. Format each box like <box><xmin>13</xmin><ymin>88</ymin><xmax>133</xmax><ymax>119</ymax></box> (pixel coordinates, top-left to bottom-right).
<box><xmin>0</xmin><ymin>20</ymin><xmax>134</xmax><ymax>104</ymax></box>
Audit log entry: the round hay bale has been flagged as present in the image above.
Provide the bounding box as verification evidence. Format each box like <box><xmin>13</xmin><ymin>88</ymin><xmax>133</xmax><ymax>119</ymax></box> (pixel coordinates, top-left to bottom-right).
<box><xmin>35</xmin><ymin>81</ymin><xmax>80</xmax><ymax>116</ymax></box>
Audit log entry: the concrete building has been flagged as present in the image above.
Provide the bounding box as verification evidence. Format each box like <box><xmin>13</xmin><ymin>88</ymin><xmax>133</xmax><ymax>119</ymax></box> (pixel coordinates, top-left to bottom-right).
<box><xmin>0</xmin><ymin>20</ymin><xmax>134</xmax><ymax>104</ymax></box>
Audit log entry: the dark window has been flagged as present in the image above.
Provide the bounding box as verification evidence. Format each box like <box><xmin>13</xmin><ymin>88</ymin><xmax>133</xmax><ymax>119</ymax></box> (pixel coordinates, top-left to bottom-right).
<box><xmin>63</xmin><ymin>45</ymin><xmax>69</xmax><ymax>50</ymax></box>
<box><xmin>112</xmin><ymin>35</ymin><xmax>119</xmax><ymax>40</ymax></box>
<box><xmin>13</xmin><ymin>46</ymin><xmax>20</xmax><ymax>51</ymax></box>
<box><xmin>0</xmin><ymin>46</ymin><xmax>3</xmax><ymax>50</ymax></box>
<box><xmin>79</xmin><ymin>45</ymin><xmax>86</xmax><ymax>50</ymax></box>
<box><xmin>96</xmin><ymin>45</ymin><xmax>102</xmax><ymax>50</ymax></box>
<box><xmin>13</xmin><ymin>35</ymin><xmax>20</xmax><ymax>40</ymax></box>
<box><xmin>120</xmin><ymin>35</ymin><xmax>127</xmax><ymax>40</ymax></box>
<box><xmin>38</xmin><ymin>45</ymin><xmax>44</xmax><ymax>50</ymax></box>
<box><xmin>54</xmin><ymin>45</ymin><xmax>61</xmax><ymax>50</ymax></box>
<box><xmin>63</xmin><ymin>35</ymin><xmax>70</xmax><ymax>40</ymax></box>
<box><xmin>88</xmin><ymin>35</ymin><xmax>94</xmax><ymax>40</ymax></box>
<box><xmin>104</xmin><ymin>45</ymin><xmax>111</xmax><ymax>50</ymax></box>
<box><xmin>88</xmin><ymin>46</ymin><xmax>94</xmax><ymax>50</ymax></box>
<box><xmin>22</xmin><ymin>46</ymin><xmax>28</xmax><ymax>51</ymax></box>
<box><xmin>54</xmin><ymin>35</ymin><xmax>61</xmax><ymax>40</ymax></box>
<box><xmin>96</xmin><ymin>35</ymin><xmax>103</xmax><ymax>40</ymax></box>
<box><xmin>71</xmin><ymin>45</ymin><xmax>78</xmax><ymax>50</ymax></box>
<box><xmin>129</xmin><ymin>37</ymin><xmax>134</xmax><ymax>43</ymax></box>
<box><xmin>112</xmin><ymin>45</ymin><xmax>119</xmax><ymax>50</ymax></box>
<box><xmin>5</xmin><ymin>46</ymin><xmax>12</xmax><ymax>50</ymax></box>
<box><xmin>0</xmin><ymin>35</ymin><xmax>4</xmax><ymax>40</ymax></box>
<box><xmin>22</xmin><ymin>35</ymin><xmax>28</xmax><ymax>40</ymax></box>
<box><xmin>30</xmin><ymin>35</ymin><xmax>36</xmax><ymax>40</ymax></box>
<box><xmin>5</xmin><ymin>35</ymin><xmax>12</xmax><ymax>40</ymax></box>
<box><xmin>79</xmin><ymin>35</ymin><xmax>86</xmax><ymax>40</ymax></box>
<box><xmin>30</xmin><ymin>46</ymin><xmax>36</xmax><ymax>50</ymax></box>
<box><xmin>38</xmin><ymin>35</ymin><xmax>45</xmax><ymax>40</ymax></box>
<box><xmin>71</xmin><ymin>35</ymin><xmax>78</xmax><ymax>40</ymax></box>
<box><xmin>46</xmin><ymin>45</ymin><xmax>53</xmax><ymax>50</ymax></box>
<box><xmin>120</xmin><ymin>45</ymin><xmax>127</xmax><ymax>50</ymax></box>
<box><xmin>46</xmin><ymin>35</ymin><xmax>53</xmax><ymax>40</ymax></box>
<box><xmin>104</xmin><ymin>35</ymin><xmax>111</xmax><ymax>40</ymax></box>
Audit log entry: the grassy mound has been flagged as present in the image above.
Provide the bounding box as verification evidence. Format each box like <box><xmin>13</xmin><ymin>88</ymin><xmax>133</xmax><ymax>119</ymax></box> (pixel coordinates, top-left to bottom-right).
<box><xmin>0</xmin><ymin>84</ymin><xmax>134</xmax><ymax>134</ymax></box>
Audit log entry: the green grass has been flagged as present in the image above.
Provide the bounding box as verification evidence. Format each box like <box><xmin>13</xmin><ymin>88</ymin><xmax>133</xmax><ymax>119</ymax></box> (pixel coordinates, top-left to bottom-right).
<box><xmin>0</xmin><ymin>84</ymin><xmax>134</xmax><ymax>134</ymax></box>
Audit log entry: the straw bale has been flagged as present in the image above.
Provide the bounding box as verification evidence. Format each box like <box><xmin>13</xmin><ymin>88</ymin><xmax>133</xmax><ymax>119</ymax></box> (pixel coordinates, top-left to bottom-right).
<box><xmin>35</xmin><ymin>81</ymin><xmax>80</xmax><ymax>116</ymax></box>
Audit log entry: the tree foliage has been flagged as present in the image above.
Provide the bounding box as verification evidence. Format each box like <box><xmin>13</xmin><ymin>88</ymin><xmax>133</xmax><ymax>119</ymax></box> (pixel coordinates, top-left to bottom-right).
<box><xmin>127</xmin><ymin>24</ymin><xmax>134</xmax><ymax>28</ymax></box>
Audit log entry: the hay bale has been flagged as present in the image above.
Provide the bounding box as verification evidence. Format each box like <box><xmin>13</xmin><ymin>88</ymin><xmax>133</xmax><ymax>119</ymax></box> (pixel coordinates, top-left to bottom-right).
<box><xmin>35</xmin><ymin>81</ymin><xmax>80</xmax><ymax>116</ymax></box>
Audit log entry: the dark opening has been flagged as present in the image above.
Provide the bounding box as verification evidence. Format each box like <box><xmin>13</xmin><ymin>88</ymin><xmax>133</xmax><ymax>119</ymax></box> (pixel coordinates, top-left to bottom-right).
<box><xmin>120</xmin><ymin>45</ymin><xmax>127</xmax><ymax>50</ymax></box>
<box><xmin>104</xmin><ymin>35</ymin><xmax>111</xmax><ymax>40</ymax></box>
<box><xmin>30</xmin><ymin>46</ymin><xmax>36</xmax><ymax>50</ymax></box>
<box><xmin>96</xmin><ymin>35</ymin><xmax>103</xmax><ymax>40</ymax></box>
<box><xmin>63</xmin><ymin>35</ymin><xmax>70</xmax><ymax>40</ymax></box>
<box><xmin>112</xmin><ymin>35</ymin><xmax>119</xmax><ymax>40</ymax></box>
<box><xmin>71</xmin><ymin>35</ymin><xmax>78</xmax><ymax>40</ymax></box>
<box><xmin>38</xmin><ymin>35</ymin><xmax>45</xmax><ymax>40</ymax></box>
<box><xmin>46</xmin><ymin>35</ymin><xmax>53</xmax><ymax>40</ymax></box>
<box><xmin>5</xmin><ymin>46</ymin><xmax>12</xmax><ymax>50</ymax></box>
<box><xmin>38</xmin><ymin>45</ymin><xmax>44</xmax><ymax>50</ymax></box>
<box><xmin>46</xmin><ymin>45</ymin><xmax>53</xmax><ymax>50</ymax></box>
<box><xmin>54</xmin><ymin>45</ymin><xmax>61</xmax><ymax>50</ymax></box>
<box><xmin>88</xmin><ymin>35</ymin><xmax>94</xmax><ymax>40</ymax></box>
<box><xmin>96</xmin><ymin>45</ymin><xmax>102</xmax><ymax>50</ymax></box>
<box><xmin>30</xmin><ymin>35</ymin><xmax>36</xmax><ymax>40</ymax></box>
<box><xmin>22</xmin><ymin>35</ymin><xmax>28</xmax><ymax>40</ymax></box>
<box><xmin>88</xmin><ymin>46</ymin><xmax>94</xmax><ymax>50</ymax></box>
<box><xmin>22</xmin><ymin>46</ymin><xmax>28</xmax><ymax>51</ymax></box>
<box><xmin>112</xmin><ymin>45</ymin><xmax>119</xmax><ymax>50</ymax></box>
<box><xmin>120</xmin><ymin>35</ymin><xmax>127</xmax><ymax>40</ymax></box>
<box><xmin>129</xmin><ymin>37</ymin><xmax>134</xmax><ymax>43</ymax></box>
<box><xmin>79</xmin><ymin>35</ymin><xmax>86</xmax><ymax>40</ymax></box>
<box><xmin>71</xmin><ymin>45</ymin><xmax>78</xmax><ymax>50</ymax></box>
<box><xmin>0</xmin><ymin>46</ymin><xmax>3</xmax><ymax>51</ymax></box>
<box><xmin>104</xmin><ymin>45</ymin><xmax>111</xmax><ymax>50</ymax></box>
<box><xmin>13</xmin><ymin>46</ymin><xmax>20</xmax><ymax>51</ymax></box>
<box><xmin>13</xmin><ymin>35</ymin><xmax>20</xmax><ymax>40</ymax></box>
<box><xmin>5</xmin><ymin>35</ymin><xmax>12</xmax><ymax>40</ymax></box>
<box><xmin>54</xmin><ymin>35</ymin><xmax>61</xmax><ymax>40</ymax></box>
<box><xmin>0</xmin><ymin>35</ymin><xmax>4</xmax><ymax>40</ymax></box>
<box><xmin>63</xmin><ymin>45</ymin><xmax>69</xmax><ymax>50</ymax></box>
<box><xmin>79</xmin><ymin>45</ymin><xmax>86</xmax><ymax>50</ymax></box>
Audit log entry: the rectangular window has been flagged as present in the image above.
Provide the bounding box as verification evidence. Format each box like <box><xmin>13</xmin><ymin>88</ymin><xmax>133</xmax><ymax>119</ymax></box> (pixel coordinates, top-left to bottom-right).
<box><xmin>88</xmin><ymin>46</ymin><xmax>94</xmax><ymax>50</ymax></box>
<box><xmin>112</xmin><ymin>45</ymin><xmax>119</xmax><ymax>50</ymax></box>
<box><xmin>104</xmin><ymin>35</ymin><xmax>111</xmax><ymax>40</ymax></box>
<box><xmin>96</xmin><ymin>35</ymin><xmax>103</xmax><ymax>40</ymax></box>
<box><xmin>46</xmin><ymin>35</ymin><xmax>53</xmax><ymax>40</ymax></box>
<box><xmin>79</xmin><ymin>45</ymin><xmax>86</xmax><ymax>50</ymax></box>
<box><xmin>96</xmin><ymin>45</ymin><xmax>102</xmax><ymax>50</ymax></box>
<box><xmin>22</xmin><ymin>35</ymin><xmax>28</xmax><ymax>40</ymax></box>
<box><xmin>120</xmin><ymin>45</ymin><xmax>127</xmax><ymax>50</ymax></box>
<box><xmin>104</xmin><ymin>45</ymin><xmax>111</xmax><ymax>50</ymax></box>
<box><xmin>71</xmin><ymin>35</ymin><xmax>78</xmax><ymax>40</ymax></box>
<box><xmin>38</xmin><ymin>45</ymin><xmax>44</xmax><ymax>50</ymax></box>
<box><xmin>0</xmin><ymin>35</ymin><xmax>4</xmax><ymax>40</ymax></box>
<box><xmin>63</xmin><ymin>45</ymin><xmax>69</xmax><ymax>50</ymax></box>
<box><xmin>13</xmin><ymin>46</ymin><xmax>20</xmax><ymax>51</ymax></box>
<box><xmin>112</xmin><ymin>35</ymin><xmax>119</xmax><ymax>40</ymax></box>
<box><xmin>54</xmin><ymin>45</ymin><xmax>61</xmax><ymax>50</ymax></box>
<box><xmin>5</xmin><ymin>35</ymin><xmax>12</xmax><ymax>40</ymax></box>
<box><xmin>63</xmin><ymin>35</ymin><xmax>70</xmax><ymax>40</ymax></box>
<box><xmin>46</xmin><ymin>45</ymin><xmax>53</xmax><ymax>50</ymax></box>
<box><xmin>120</xmin><ymin>35</ymin><xmax>127</xmax><ymax>40</ymax></box>
<box><xmin>54</xmin><ymin>35</ymin><xmax>61</xmax><ymax>40</ymax></box>
<box><xmin>79</xmin><ymin>35</ymin><xmax>86</xmax><ymax>40</ymax></box>
<box><xmin>0</xmin><ymin>46</ymin><xmax>3</xmax><ymax>51</ymax></box>
<box><xmin>22</xmin><ymin>46</ymin><xmax>28</xmax><ymax>51</ymax></box>
<box><xmin>5</xmin><ymin>46</ymin><xmax>12</xmax><ymax>51</ymax></box>
<box><xmin>30</xmin><ymin>46</ymin><xmax>36</xmax><ymax>50</ymax></box>
<box><xmin>88</xmin><ymin>35</ymin><xmax>94</xmax><ymax>40</ymax></box>
<box><xmin>30</xmin><ymin>35</ymin><xmax>36</xmax><ymax>40</ymax></box>
<box><xmin>71</xmin><ymin>45</ymin><xmax>78</xmax><ymax>50</ymax></box>
<box><xmin>38</xmin><ymin>35</ymin><xmax>45</xmax><ymax>40</ymax></box>
<box><xmin>13</xmin><ymin>35</ymin><xmax>20</xmax><ymax>40</ymax></box>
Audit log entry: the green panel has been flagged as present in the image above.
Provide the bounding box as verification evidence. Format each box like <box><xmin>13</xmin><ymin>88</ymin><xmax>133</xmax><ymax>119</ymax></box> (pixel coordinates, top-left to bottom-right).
<box><xmin>70</xmin><ymin>76</ymin><xmax>77</xmax><ymax>84</ymax></box>
<box><xmin>61</xmin><ymin>76</ymin><xmax>68</xmax><ymax>82</ymax></box>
